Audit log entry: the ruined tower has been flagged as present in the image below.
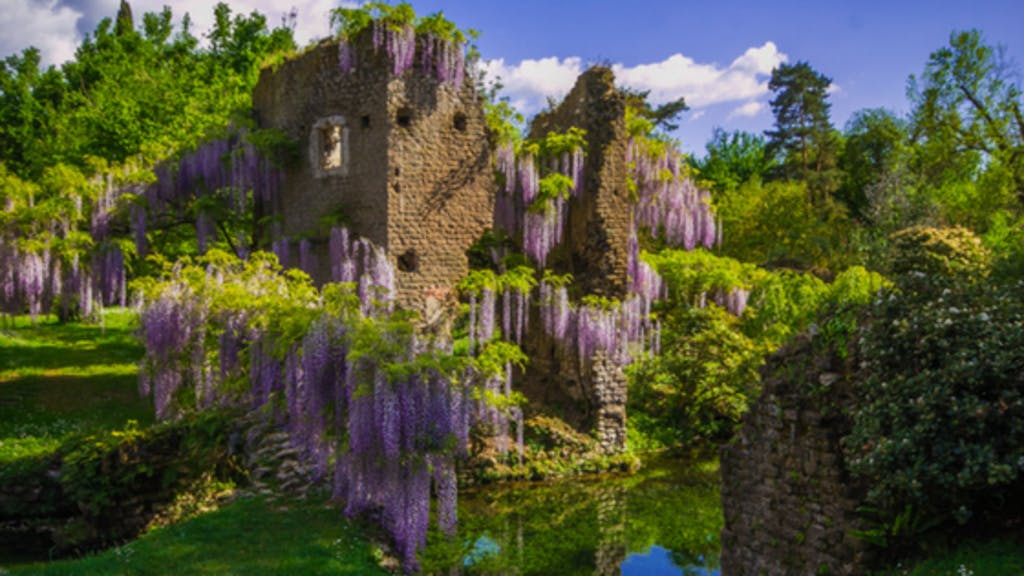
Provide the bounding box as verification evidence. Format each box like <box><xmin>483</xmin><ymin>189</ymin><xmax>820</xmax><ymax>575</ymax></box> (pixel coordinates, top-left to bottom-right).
<box><xmin>251</xmin><ymin>33</ymin><xmax>493</xmax><ymax>313</ymax></box>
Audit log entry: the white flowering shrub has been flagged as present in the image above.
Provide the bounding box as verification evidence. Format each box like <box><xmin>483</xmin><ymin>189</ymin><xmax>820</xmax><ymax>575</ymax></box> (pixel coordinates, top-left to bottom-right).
<box><xmin>846</xmin><ymin>230</ymin><xmax>1024</xmax><ymax>548</ymax></box>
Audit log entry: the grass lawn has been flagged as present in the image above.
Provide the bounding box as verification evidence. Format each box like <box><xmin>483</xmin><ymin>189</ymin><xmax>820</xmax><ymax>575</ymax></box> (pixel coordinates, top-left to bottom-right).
<box><xmin>0</xmin><ymin>310</ymin><xmax>388</xmax><ymax>575</ymax></box>
<box><xmin>5</xmin><ymin>496</ymin><xmax>388</xmax><ymax>576</ymax></box>
<box><xmin>0</xmin><ymin>308</ymin><xmax>153</xmax><ymax>463</ymax></box>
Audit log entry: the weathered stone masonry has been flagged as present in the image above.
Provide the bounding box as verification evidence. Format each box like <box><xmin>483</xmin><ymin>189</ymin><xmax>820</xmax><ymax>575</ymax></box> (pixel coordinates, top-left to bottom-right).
<box><xmin>253</xmin><ymin>38</ymin><xmax>634</xmax><ymax>453</ymax></box>
<box><xmin>720</xmin><ymin>335</ymin><xmax>871</xmax><ymax>575</ymax></box>
<box><xmin>521</xmin><ymin>68</ymin><xmax>632</xmax><ymax>453</ymax></box>
<box><xmin>252</xmin><ymin>34</ymin><xmax>493</xmax><ymax>314</ymax></box>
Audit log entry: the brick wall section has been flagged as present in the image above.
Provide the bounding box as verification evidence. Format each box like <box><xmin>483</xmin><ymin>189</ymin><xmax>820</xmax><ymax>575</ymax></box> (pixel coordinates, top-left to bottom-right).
<box><xmin>720</xmin><ymin>335</ymin><xmax>870</xmax><ymax>575</ymax></box>
<box><xmin>252</xmin><ymin>36</ymin><xmax>391</xmax><ymax>253</ymax></box>
<box><xmin>252</xmin><ymin>35</ymin><xmax>493</xmax><ymax>312</ymax></box>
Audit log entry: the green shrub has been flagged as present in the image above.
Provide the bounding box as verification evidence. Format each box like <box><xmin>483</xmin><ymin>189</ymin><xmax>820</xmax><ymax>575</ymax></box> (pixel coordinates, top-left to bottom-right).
<box><xmin>846</xmin><ymin>275</ymin><xmax>1024</xmax><ymax>547</ymax></box>
<box><xmin>887</xmin><ymin>226</ymin><xmax>990</xmax><ymax>284</ymax></box>
<box><xmin>628</xmin><ymin>304</ymin><xmax>766</xmax><ymax>445</ymax></box>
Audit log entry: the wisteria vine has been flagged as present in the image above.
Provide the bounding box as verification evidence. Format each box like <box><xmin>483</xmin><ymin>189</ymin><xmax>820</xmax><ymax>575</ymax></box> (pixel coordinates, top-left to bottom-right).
<box><xmin>138</xmin><ymin>237</ymin><xmax>523</xmax><ymax>572</ymax></box>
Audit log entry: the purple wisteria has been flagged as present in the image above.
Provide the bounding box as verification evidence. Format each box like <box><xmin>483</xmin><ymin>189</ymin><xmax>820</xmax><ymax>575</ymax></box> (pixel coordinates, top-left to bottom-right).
<box><xmin>145</xmin><ymin>133</ymin><xmax>282</xmax><ymax>257</ymax></box>
<box><xmin>491</xmin><ymin>143</ymin><xmax>584</xmax><ymax>267</ymax></box>
<box><xmin>337</xmin><ymin>23</ymin><xmax>466</xmax><ymax>89</ymax></box>
<box><xmin>628</xmin><ymin>138</ymin><xmax>718</xmax><ymax>250</ymax></box>
<box><xmin>138</xmin><ymin>248</ymin><xmax>469</xmax><ymax>573</ymax></box>
<box><xmin>328</xmin><ymin>226</ymin><xmax>395</xmax><ymax>312</ymax></box>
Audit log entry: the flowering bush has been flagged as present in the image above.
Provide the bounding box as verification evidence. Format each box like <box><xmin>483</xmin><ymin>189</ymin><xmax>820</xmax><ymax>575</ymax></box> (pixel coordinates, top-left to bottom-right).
<box><xmin>846</xmin><ymin>231</ymin><xmax>1024</xmax><ymax>546</ymax></box>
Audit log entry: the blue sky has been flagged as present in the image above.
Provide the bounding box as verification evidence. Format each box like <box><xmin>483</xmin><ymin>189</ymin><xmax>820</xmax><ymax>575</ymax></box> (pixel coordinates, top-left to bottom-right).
<box><xmin>3</xmin><ymin>0</ymin><xmax>1022</xmax><ymax>154</ymax></box>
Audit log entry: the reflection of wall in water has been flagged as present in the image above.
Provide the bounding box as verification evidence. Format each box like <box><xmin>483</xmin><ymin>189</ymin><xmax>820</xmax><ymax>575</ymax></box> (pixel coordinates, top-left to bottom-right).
<box><xmin>594</xmin><ymin>485</ymin><xmax>627</xmax><ymax>576</ymax></box>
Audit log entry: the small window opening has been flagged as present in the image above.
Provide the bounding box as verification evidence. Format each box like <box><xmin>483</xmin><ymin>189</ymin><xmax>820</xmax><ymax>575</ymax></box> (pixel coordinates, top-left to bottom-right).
<box><xmin>394</xmin><ymin>167</ymin><xmax>401</xmax><ymax>176</ymax></box>
<box><xmin>453</xmin><ymin>112</ymin><xmax>467</xmax><ymax>132</ymax></box>
<box><xmin>398</xmin><ymin>249</ymin><xmax>418</xmax><ymax>272</ymax></box>
<box><xmin>397</xmin><ymin>108</ymin><xmax>412</xmax><ymax>127</ymax></box>
<box><xmin>320</xmin><ymin>125</ymin><xmax>343</xmax><ymax>171</ymax></box>
<box><xmin>311</xmin><ymin>116</ymin><xmax>349</xmax><ymax>178</ymax></box>
<box><xmin>360</xmin><ymin>115</ymin><xmax>371</xmax><ymax>128</ymax></box>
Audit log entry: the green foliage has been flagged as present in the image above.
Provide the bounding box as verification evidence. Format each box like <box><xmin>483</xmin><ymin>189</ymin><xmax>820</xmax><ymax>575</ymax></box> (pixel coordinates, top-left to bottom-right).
<box><xmin>839</xmin><ymin>108</ymin><xmax>911</xmax><ymax>220</ymax></box>
<box><xmin>628</xmin><ymin>304</ymin><xmax>764</xmax><ymax>445</ymax></box>
<box><xmin>484</xmin><ymin>98</ymin><xmax>523</xmax><ymax>145</ymax></box>
<box><xmin>908</xmin><ymin>29</ymin><xmax>1024</xmax><ymax>204</ymax></box>
<box><xmin>846</xmin><ymin>271</ymin><xmax>1024</xmax><ymax>550</ymax></box>
<box><xmin>879</xmin><ymin>538</ymin><xmax>1024</xmax><ymax>576</ymax></box>
<box><xmin>714</xmin><ymin>179</ymin><xmax>858</xmax><ymax>274</ymax></box>
<box><xmin>458</xmin><ymin>268</ymin><xmax>500</xmax><ymax>295</ymax></box>
<box><xmin>765</xmin><ymin>61</ymin><xmax>843</xmax><ymax>198</ymax></box>
<box><xmin>633</xmin><ymin>249</ymin><xmax>887</xmax><ymax>445</ymax></box>
<box><xmin>886</xmin><ymin>226</ymin><xmax>990</xmax><ymax>284</ymax></box>
<box><xmin>621</xmin><ymin>86</ymin><xmax>690</xmax><ymax>132</ymax></box>
<box><xmin>529</xmin><ymin>173</ymin><xmax>574</xmax><ymax>213</ymax></box>
<box><xmin>58</xmin><ymin>411</ymin><xmax>237</xmax><ymax>518</ymax></box>
<box><xmin>518</xmin><ymin>127</ymin><xmax>587</xmax><ymax>159</ymax></box>
<box><xmin>694</xmin><ymin>128</ymin><xmax>777</xmax><ymax>193</ymax></box>
<box><xmin>331</xmin><ymin>2</ymin><xmax>475</xmax><ymax>45</ymax></box>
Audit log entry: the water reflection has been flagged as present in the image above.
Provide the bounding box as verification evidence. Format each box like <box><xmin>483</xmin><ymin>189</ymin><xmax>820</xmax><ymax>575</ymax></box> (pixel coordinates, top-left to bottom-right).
<box><xmin>421</xmin><ymin>455</ymin><xmax>722</xmax><ymax>575</ymax></box>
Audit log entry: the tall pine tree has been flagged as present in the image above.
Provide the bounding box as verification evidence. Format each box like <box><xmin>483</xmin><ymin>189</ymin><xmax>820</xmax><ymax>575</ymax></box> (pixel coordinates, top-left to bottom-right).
<box><xmin>765</xmin><ymin>61</ymin><xmax>842</xmax><ymax>199</ymax></box>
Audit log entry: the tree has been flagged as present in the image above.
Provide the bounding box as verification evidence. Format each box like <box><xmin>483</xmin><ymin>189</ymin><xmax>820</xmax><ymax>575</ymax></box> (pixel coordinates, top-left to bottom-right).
<box><xmin>908</xmin><ymin>29</ymin><xmax>1024</xmax><ymax>204</ymax></box>
<box><xmin>114</xmin><ymin>0</ymin><xmax>134</xmax><ymax>36</ymax></box>
<box><xmin>0</xmin><ymin>48</ymin><xmax>66</xmax><ymax>178</ymax></box>
<box><xmin>765</xmin><ymin>61</ymin><xmax>842</xmax><ymax>199</ymax></box>
<box><xmin>839</xmin><ymin>108</ymin><xmax>910</xmax><ymax>219</ymax></box>
<box><xmin>621</xmin><ymin>87</ymin><xmax>690</xmax><ymax>132</ymax></box>
<box><xmin>694</xmin><ymin>128</ymin><xmax>776</xmax><ymax>193</ymax></box>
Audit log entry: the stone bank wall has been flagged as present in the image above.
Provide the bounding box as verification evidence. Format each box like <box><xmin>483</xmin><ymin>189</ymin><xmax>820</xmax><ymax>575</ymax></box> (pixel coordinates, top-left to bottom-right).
<box><xmin>720</xmin><ymin>335</ymin><xmax>870</xmax><ymax>575</ymax></box>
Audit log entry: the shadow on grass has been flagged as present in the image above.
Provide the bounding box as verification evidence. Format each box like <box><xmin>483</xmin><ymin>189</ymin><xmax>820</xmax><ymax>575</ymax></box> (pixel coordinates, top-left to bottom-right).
<box><xmin>0</xmin><ymin>373</ymin><xmax>152</xmax><ymax>434</ymax></box>
<box><xmin>0</xmin><ymin>311</ymin><xmax>152</xmax><ymax>461</ymax></box>
<box><xmin>0</xmin><ymin>315</ymin><xmax>142</xmax><ymax>375</ymax></box>
<box><xmin>5</xmin><ymin>497</ymin><xmax>388</xmax><ymax>576</ymax></box>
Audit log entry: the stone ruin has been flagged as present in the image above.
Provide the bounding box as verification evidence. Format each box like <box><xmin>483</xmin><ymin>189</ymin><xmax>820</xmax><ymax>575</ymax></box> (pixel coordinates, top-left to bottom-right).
<box><xmin>251</xmin><ymin>34</ymin><xmax>640</xmax><ymax>453</ymax></box>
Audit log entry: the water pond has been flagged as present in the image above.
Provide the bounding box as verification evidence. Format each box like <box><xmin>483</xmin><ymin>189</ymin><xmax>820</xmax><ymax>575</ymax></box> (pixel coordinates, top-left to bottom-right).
<box><xmin>420</xmin><ymin>454</ymin><xmax>722</xmax><ymax>575</ymax></box>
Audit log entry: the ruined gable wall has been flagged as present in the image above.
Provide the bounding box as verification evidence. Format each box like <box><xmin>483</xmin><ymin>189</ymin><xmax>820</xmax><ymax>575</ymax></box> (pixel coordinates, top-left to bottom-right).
<box><xmin>519</xmin><ymin>68</ymin><xmax>631</xmax><ymax>452</ymax></box>
<box><xmin>529</xmin><ymin>67</ymin><xmax>631</xmax><ymax>300</ymax></box>
<box><xmin>253</xmin><ymin>37</ymin><xmax>494</xmax><ymax>311</ymax></box>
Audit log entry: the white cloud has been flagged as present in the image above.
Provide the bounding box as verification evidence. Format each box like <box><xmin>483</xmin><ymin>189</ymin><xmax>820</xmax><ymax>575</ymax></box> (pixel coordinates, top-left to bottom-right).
<box><xmin>485</xmin><ymin>41</ymin><xmax>787</xmax><ymax>120</ymax></box>
<box><xmin>0</xmin><ymin>0</ymin><xmax>82</xmax><ymax>66</ymax></box>
<box><xmin>481</xmin><ymin>56</ymin><xmax>583</xmax><ymax>114</ymax></box>
<box><xmin>728</xmin><ymin>101</ymin><xmax>764</xmax><ymax>119</ymax></box>
<box><xmin>613</xmin><ymin>41</ymin><xmax>785</xmax><ymax>108</ymax></box>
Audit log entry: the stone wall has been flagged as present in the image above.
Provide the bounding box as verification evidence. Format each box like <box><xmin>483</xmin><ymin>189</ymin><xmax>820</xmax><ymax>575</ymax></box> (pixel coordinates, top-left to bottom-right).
<box><xmin>530</xmin><ymin>67</ymin><xmax>631</xmax><ymax>299</ymax></box>
<box><xmin>518</xmin><ymin>68</ymin><xmax>632</xmax><ymax>454</ymax></box>
<box><xmin>252</xmin><ymin>36</ymin><xmax>391</xmax><ymax>253</ymax></box>
<box><xmin>720</xmin><ymin>335</ymin><xmax>870</xmax><ymax>575</ymax></box>
<box><xmin>384</xmin><ymin>61</ymin><xmax>493</xmax><ymax>311</ymax></box>
<box><xmin>252</xmin><ymin>34</ymin><xmax>493</xmax><ymax>313</ymax></box>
